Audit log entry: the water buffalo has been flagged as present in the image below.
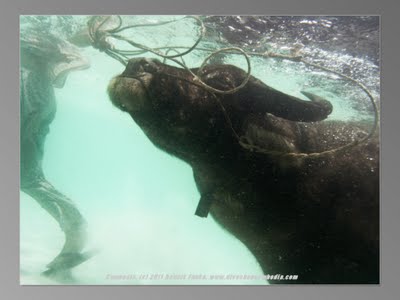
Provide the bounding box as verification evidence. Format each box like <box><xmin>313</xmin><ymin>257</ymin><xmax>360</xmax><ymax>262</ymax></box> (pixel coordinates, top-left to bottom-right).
<box><xmin>107</xmin><ymin>57</ymin><xmax>379</xmax><ymax>284</ymax></box>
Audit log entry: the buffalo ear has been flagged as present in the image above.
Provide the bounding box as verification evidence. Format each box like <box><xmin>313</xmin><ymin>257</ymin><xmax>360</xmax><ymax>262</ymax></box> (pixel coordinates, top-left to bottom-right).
<box><xmin>260</xmin><ymin>90</ymin><xmax>333</xmax><ymax>122</ymax></box>
<box><xmin>301</xmin><ymin>91</ymin><xmax>333</xmax><ymax>117</ymax></box>
<box><xmin>241</xmin><ymin>75</ymin><xmax>333</xmax><ymax>122</ymax></box>
<box><xmin>269</xmin><ymin>90</ymin><xmax>333</xmax><ymax>122</ymax></box>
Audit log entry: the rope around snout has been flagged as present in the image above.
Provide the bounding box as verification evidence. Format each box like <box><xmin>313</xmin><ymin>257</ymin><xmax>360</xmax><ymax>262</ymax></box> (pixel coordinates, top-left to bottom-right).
<box><xmin>85</xmin><ymin>15</ymin><xmax>379</xmax><ymax>160</ymax></box>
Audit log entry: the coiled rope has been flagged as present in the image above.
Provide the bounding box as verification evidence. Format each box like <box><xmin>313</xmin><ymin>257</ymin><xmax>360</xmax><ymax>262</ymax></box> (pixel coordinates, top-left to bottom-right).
<box><xmin>85</xmin><ymin>15</ymin><xmax>379</xmax><ymax>160</ymax></box>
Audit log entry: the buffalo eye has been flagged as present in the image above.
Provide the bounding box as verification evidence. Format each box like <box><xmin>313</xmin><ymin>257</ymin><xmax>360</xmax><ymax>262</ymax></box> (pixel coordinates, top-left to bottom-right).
<box><xmin>119</xmin><ymin>103</ymin><xmax>127</xmax><ymax>111</ymax></box>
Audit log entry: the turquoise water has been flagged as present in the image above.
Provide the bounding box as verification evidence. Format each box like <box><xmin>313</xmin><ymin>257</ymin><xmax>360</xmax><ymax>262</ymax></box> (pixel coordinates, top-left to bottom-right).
<box><xmin>20</xmin><ymin>46</ymin><xmax>267</xmax><ymax>285</ymax></box>
<box><xmin>20</xmin><ymin>16</ymin><xmax>378</xmax><ymax>285</ymax></box>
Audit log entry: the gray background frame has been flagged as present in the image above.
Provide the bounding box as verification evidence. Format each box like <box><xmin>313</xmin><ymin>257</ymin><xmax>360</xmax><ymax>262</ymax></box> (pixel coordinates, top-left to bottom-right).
<box><xmin>1</xmin><ymin>0</ymin><xmax>399</xmax><ymax>299</ymax></box>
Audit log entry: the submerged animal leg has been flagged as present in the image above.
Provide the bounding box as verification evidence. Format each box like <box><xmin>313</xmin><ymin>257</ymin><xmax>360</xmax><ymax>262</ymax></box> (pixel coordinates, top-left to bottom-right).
<box><xmin>21</xmin><ymin>180</ymin><xmax>91</xmax><ymax>273</ymax></box>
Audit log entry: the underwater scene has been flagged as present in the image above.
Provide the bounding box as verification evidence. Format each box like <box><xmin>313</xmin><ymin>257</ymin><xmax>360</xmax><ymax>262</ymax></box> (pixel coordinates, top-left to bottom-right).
<box><xmin>20</xmin><ymin>15</ymin><xmax>380</xmax><ymax>285</ymax></box>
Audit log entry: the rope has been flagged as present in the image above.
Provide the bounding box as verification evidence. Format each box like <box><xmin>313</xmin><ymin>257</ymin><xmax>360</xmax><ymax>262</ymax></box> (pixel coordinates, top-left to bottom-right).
<box><xmin>85</xmin><ymin>15</ymin><xmax>379</xmax><ymax>160</ymax></box>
